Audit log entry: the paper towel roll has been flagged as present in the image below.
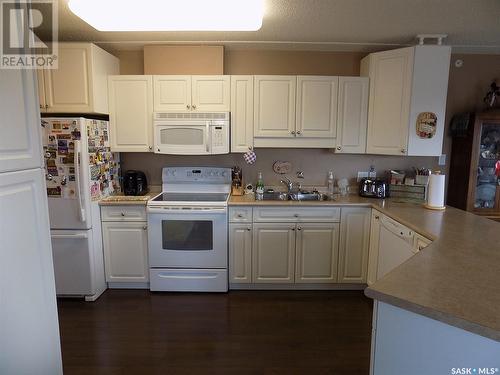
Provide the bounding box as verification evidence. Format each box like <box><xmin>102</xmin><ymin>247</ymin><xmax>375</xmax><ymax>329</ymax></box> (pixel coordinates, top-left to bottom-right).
<box><xmin>426</xmin><ymin>173</ymin><xmax>446</xmax><ymax>209</ymax></box>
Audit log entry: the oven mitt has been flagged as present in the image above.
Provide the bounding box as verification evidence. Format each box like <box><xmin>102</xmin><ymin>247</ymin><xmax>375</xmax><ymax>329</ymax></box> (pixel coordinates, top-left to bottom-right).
<box><xmin>243</xmin><ymin>149</ymin><xmax>257</xmax><ymax>165</ymax></box>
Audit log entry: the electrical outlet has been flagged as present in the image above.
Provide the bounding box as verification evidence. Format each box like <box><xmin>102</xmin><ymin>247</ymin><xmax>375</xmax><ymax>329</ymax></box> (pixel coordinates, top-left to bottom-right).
<box><xmin>357</xmin><ymin>171</ymin><xmax>369</xmax><ymax>181</ymax></box>
<box><xmin>438</xmin><ymin>154</ymin><xmax>446</xmax><ymax>166</ymax></box>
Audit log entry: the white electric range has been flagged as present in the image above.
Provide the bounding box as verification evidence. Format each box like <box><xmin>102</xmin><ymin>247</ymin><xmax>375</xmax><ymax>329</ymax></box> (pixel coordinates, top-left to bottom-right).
<box><xmin>147</xmin><ymin>167</ymin><xmax>231</xmax><ymax>292</ymax></box>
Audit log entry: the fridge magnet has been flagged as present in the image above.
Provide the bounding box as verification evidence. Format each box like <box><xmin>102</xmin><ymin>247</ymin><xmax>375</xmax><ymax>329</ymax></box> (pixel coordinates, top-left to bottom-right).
<box><xmin>48</xmin><ymin>135</ymin><xmax>57</xmax><ymax>145</ymax></box>
<box><xmin>47</xmin><ymin>166</ymin><xmax>58</xmax><ymax>176</ymax></box>
<box><xmin>62</xmin><ymin>122</ymin><xmax>70</xmax><ymax>130</ymax></box>
<box><xmin>47</xmin><ymin>150</ymin><xmax>56</xmax><ymax>159</ymax></box>
<box><xmin>69</xmin><ymin>166</ymin><xmax>75</xmax><ymax>174</ymax></box>
<box><xmin>90</xmin><ymin>183</ymin><xmax>100</xmax><ymax>200</ymax></box>
<box><xmin>416</xmin><ymin>112</ymin><xmax>437</xmax><ymax>139</ymax></box>
<box><xmin>68</xmin><ymin>174</ymin><xmax>75</xmax><ymax>182</ymax></box>
<box><xmin>52</xmin><ymin>122</ymin><xmax>62</xmax><ymax>131</ymax></box>
<box><xmin>47</xmin><ymin>187</ymin><xmax>61</xmax><ymax>197</ymax></box>
<box><xmin>47</xmin><ymin>159</ymin><xmax>56</xmax><ymax>167</ymax></box>
<box><xmin>62</xmin><ymin>186</ymin><xmax>76</xmax><ymax>199</ymax></box>
<box><xmin>71</xmin><ymin>128</ymin><xmax>81</xmax><ymax>140</ymax></box>
<box><xmin>90</xmin><ymin>165</ymin><xmax>100</xmax><ymax>180</ymax></box>
<box><xmin>63</xmin><ymin>154</ymin><xmax>74</xmax><ymax>164</ymax></box>
<box><xmin>58</xmin><ymin>147</ymin><xmax>68</xmax><ymax>155</ymax></box>
<box><xmin>68</xmin><ymin>141</ymin><xmax>74</xmax><ymax>151</ymax></box>
<box><xmin>57</xmin><ymin>133</ymin><xmax>71</xmax><ymax>140</ymax></box>
<box><xmin>57</xmin><ymin>139</ymin><xmax>68</xmax><ymax>148</ymax></box>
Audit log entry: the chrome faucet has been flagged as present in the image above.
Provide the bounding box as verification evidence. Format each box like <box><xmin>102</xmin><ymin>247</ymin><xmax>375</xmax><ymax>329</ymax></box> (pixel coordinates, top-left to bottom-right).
<box><xmin>280</xmin><ymin>176</ymin><xmax>294</xmax><ymax>192</ymax></box>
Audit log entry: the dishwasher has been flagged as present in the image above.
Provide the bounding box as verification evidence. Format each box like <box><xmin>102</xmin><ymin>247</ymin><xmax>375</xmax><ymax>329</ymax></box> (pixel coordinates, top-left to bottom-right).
<box><xmin>376</xmin><ymin>214</ymin><xmax>416</xmax><ymax>280</ymax></box>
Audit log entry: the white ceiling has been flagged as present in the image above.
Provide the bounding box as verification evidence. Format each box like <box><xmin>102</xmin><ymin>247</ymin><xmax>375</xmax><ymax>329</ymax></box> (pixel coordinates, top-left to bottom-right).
<box><xmin>48</xmin><ymin>0</ymin><xmax>500</xmax><ymax>53</ymax></box>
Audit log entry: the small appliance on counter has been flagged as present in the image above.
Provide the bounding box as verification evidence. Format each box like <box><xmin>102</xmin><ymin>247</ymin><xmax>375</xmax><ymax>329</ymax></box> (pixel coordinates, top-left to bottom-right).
<box><xmin>231</xmin><ymin>166</ymin><xmax>244</xmax><ymax>196</ymax></box>
<box><xmin>359</xmin><ymin>178</ymin><xmax>390</xmax><ymax>198</ymax></box>
<box><xmin>123</xmin><ymin>170</ymin><xmax>148</xmax><ymax>196</ymax></box>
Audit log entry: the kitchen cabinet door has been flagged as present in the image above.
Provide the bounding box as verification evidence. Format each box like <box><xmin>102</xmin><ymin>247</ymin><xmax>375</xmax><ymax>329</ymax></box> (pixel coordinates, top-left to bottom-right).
<box><xmin>252</xmin><ymin>223</ymin><xmax>296</xmax><ymax>283</ymax></box>
<box><xmin>0</xmin><ymin>69</ymin><xmax>42</xmax><ymax>173</ymax></box>
<box><xmin>296</xmin><ymin>76</ymin><xmax>338</xmax><ymax>138</ymax></box>
<box><xmin>229</xmin><ymin>223</ymin><xmax>252</xmax><ymax>284</ymax></box>
<box><xmin>108</xmin><ymin>75</ymin><xmax>153</xmax><ymax>152</ymax></box>
<box><xmin>43</xmin><ymin>44</ymin><xmax>92</xmax><ymax>113</ymax></box>
<box><xmin>254</xmin><ymin>76</ymin><xmax>296</xmax><ymax>138</ymax></box>
<box><xmin>102</xmin><ymin>221</ymin><xmax>149</xmax><ymax>282</ymax></box>
<box><xmin>153</xmin><ymin>75</ymin><xmax>192</xmax><ymax>111</ymax></box>
<box><xmin>338</xmin><ymin>207</ymin><xmax>371</xmax><ymax>283</ymax></box>
<box><xmin>335</xmin><ymin>77</ymin><xmax>369</xmax><ymax>154</ymax></box>
<box><xmin>192</xmin><ymin>75</ymin><xmax>230</xmax><ymax>111</ymax></box>
<box><xmin>295</xmin><ymin>223</ymin><xmax>339</xmax><ymax>283</ymax></box>
<box><xmin>361</xmin><ymin>47</ymin><xmax>414</xmax><ymax>155</ymax></box>
<box><xmin>230</xmin><ymin>75</ymin><xmax>254</xmax><ymax>153</ymax></box>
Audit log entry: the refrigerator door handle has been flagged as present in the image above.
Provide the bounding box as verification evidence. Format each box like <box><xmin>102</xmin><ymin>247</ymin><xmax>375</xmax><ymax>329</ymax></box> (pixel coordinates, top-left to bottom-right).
<box><xmin>51</xmin><ymin>233</ymin><xmax>89</xmax><ymax>239</ymax></box>
<box><xmin>74</xmin><ymin>140</ymin><xmax>86</xmax><ymax>223</ymax></box>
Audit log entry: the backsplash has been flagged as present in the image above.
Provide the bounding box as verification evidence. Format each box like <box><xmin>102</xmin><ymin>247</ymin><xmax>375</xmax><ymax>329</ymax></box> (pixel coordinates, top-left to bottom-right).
<box><xmin>120</xmin><ymin>149</ymin><xmax>440</xmax><ymax>189</ymax></box>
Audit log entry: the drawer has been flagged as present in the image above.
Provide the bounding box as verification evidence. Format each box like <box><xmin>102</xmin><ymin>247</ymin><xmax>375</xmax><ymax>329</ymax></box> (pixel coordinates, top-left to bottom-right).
<box><xmin>101</xmin><ymin>205</ymin><xmax>147</xmax><ymax>221</ymax></box>
<box><xmin>253</xmin><ymin>207</ymin><xmax>340</xmax><ymax>222</ymax></box>
<box><xmin>229</xmin><ymin>207</ymin><xmax>253</xmax><ymax>222</ymax></box>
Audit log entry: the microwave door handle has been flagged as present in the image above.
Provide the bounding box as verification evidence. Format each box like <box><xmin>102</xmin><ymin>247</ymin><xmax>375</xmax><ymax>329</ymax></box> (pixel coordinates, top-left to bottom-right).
<box><xmin>206</xmin><ymin>121</ymin><xmax>211</xmax><ymax>153</ymax></box>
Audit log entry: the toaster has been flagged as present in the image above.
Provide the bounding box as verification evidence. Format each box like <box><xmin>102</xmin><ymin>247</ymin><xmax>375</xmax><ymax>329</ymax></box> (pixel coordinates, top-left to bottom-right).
<box><xmin>359</xmin><ymin>178</ymin><xmax>389</xmax><ymax>199</ymax></box>
<box><xmin>123</xmin><ymin>170</ymin><xmax>148</xmax><ymax>196</ymax></box>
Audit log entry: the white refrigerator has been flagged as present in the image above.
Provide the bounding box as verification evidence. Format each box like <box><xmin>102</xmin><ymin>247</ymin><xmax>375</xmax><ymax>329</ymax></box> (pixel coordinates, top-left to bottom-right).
<box><xmin>0</xmin><ymin>69</ymin><xmax>62</xmax><ymax>371</ymax></box>
<box><xmin>42</xmin><ymin>117</ymin><xmax>120</xmax><ymax>301</ymax></box>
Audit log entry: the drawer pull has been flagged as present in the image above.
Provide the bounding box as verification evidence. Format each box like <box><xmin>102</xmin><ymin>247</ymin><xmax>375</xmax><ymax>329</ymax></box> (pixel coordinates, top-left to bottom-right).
<box><xmin>297</xmin><ymin>226</ymin><xmax>302</xmax><ymax>231</ymax></box>
<box><xmin>294</xmin><ymin>214</ymin><xmax>299</xmax><ymax>218</ymax></box>
<box><xmin>237</xmin><ymin>214</ymin><xmax>243</xmax><ymax>218</ymax></box>
<box><xmin>121</xmin><ymin>212</ymin><xmax>125</xmax><ymax>217</ymax></box>
<box><xmin>143</xmin><ymin>225</ymin><xmax>148</xmax><ymax>230</ymax></box>
<box><xmin>247</xmin><ymin>227</ymin><xmax>251</xmax><ymax>231</ymax></box>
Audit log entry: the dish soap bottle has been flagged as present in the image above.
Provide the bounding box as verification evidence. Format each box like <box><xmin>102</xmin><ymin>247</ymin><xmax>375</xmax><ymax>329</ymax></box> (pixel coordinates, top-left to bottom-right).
<box><xmin>255</xmin><ymin>172</ymin><xmax>265</xmax><ymax>200</ymax></box>
<box><xmin>327</xmin><ymin>171</ymin><xmax>335</xmax><ymax>196</ymax></box>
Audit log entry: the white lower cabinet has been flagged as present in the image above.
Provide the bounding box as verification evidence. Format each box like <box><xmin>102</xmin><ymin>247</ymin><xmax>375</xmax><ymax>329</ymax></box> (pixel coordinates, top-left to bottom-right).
<box><xmin>338</xmin><ymin>207</ymin><xmax>371</xmax><ymax>283</ymax></box>
<box><xmin>101</xmin><ymin>206</ymin><xmax>149</xmax><ymax>285</ymax></box>
<box><xmin>229</xmin><ymin>223</ymin><xmax>253</xmax><ymax>283</ymax></box>
<box><xmin>295</xmin><ymin>223</ymin><xmax>340</xmax><ymax>283</ymax></box>
<box><xmin>252</xmin><ymin>223</ymin><xmax>296</xmax><ymax>283</ymax></box>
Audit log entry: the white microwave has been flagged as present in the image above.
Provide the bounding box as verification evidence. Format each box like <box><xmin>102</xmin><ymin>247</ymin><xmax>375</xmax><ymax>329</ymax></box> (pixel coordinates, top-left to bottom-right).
<box><xmin>153</xmin><ymin>112</ymin><xmax>230</xmax><ymax>155</ymax></box>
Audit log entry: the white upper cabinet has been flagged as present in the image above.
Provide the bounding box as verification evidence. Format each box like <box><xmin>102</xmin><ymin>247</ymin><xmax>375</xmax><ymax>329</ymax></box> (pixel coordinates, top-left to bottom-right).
<box><xmin>108</xmin><ymin>75</ymin><xmax>153</xmax><ymax>152</ymax></box>
<box><xmin>153</xmin><ymin>75</ymin><xmax>191</xmax><ymax>111</ymax></box>
<box><xmin>230</xmin><ymin>76</ymin><xmax>254</xmax><ymax>153</ymax></box>
<box><xmin>335</xmin><ymin>77</ymin><xmax>369</xmax><ymax>154</ymax></box>
<box><xmin>296</xmin><ymin>76</ymin><xmax>338</xmax><ymax>138</ymax></box>
<box><xmin>254</xmin><ymin>76</ymin><xmax>296</xmax><ymax>138</ymax></box>
<box><xmin>153</xmin><ymin>75</ymin><xmax>229</xmax><ymax>112</ymax></box>
<box><xmin>0</xmin><ymin>69</ymin><xmax>42</xmax><ymax>173</ymax></box>
<box><xmin>192</xmin><ymin>75</ymin><xmax>230</xmax><ymax>111</ymax></box>
<box><xmin>40</xmin><ymin>43</ymin><xmax>119</xmax><ymax>114</ymax></box>
<box><xmin>361</xmin><ymin>45</ymin><xmax>451</xmax><ymax>156</ymax></box>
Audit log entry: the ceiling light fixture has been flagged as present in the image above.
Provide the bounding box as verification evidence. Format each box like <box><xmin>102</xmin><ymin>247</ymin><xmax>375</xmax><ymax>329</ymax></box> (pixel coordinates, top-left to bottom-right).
<box><xmin>67</xmin><ymin>0</ymin><xmax>264</xmax><ymax>32</ymax></box>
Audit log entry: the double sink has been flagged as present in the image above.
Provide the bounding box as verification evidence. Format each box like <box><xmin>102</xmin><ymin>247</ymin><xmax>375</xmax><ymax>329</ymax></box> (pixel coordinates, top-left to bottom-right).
<box><xmin>262</xmin><ymin>189</ymin><xmax>334</xmax><ymax>201</ymax></box>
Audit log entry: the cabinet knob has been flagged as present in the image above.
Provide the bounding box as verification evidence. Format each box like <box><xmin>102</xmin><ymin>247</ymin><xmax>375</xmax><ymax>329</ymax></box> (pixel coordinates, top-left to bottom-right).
<box><xmin>148</xmin><ymin>146</ymin><xmax>152</xmax><ymax>151</ymax></box>
<box><xmin>192</xmin><ymin>105</ymin><xmax>197</xmax><ymax>110</ymax></box>
<box><xmin>237</xmin><ymin>214</ymin><xmax>243</xmax><ymax>218</ymax></box>
<box><xmin>291</xmin><ymin>227</ymin><xmax>296</xmax><ymax>231</ymax></box>
<box><xmin>297</xmin><ymin>226</ymin><xmax>302</xmax><ymax>231</ymax></box>
<box><xmin>186</xmin><ymin>105</ymin><xmax>191</xmax><ymax>110</ymax></box>
<box><xmin>157</xmin><ymin>148</ymin><xmax>160</xmax><ymax>152</ymax></box>
<box><xmin>401</xmin><ymin>148</ymin><xmax>406</xmax><ymax>154</ymax></box>
<box><xmin>120</xmin><ymin>212</ymin><xmax>125</xmax><ymax>217</ymax></box>
<box><xmin>247</xmin><ymin>227</ymin><xmax>251</xmax><ymax>231</ymax></box>
<box><xmin>45</xmin><ymin>104</ymin><xmax>49</xmax><ymax>109</ymax></box>
<box><xmin>39</xmin><ymin>104</ymin><xmax>43</xmax><ymax>109</ymax></box>
<box><xmin>374</xmin><ymin>215</ymin><xmax>380</xmax><ymax>219</ymax></box>
<box><xmin>337</xmin><ymin>146</ymin><xmax>342</xmax><ymax>151</ymax></box>
<box><xmin>296</xmin><ymin>130</ymin><xmax>302</xmax><ymax>135</ymax></box>
<box><xmin>291</xmin><ymin>131</ymin><xmax>296</xmax><ymax>135</ymax></box>
<box><xmin>143</xmin><ymin>226</ymin><xmax>148</xmax><ymax>230</ymax></box>
<box><xmin>294</xmin><ymin>214</ymin><xmax>299</xmax><ymax>218</ymax></box>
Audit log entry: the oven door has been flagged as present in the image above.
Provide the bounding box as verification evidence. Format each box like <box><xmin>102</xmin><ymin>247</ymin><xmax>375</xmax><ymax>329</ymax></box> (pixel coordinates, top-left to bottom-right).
<box><xmin>147</xmin><ymin>207</ymin><xmax>228</xmax><ymax>268</ymax></box>
<box><xmin>154</xmin><ymin>122</ymin><xmax>209</xmax><ymax>155</ymax></box>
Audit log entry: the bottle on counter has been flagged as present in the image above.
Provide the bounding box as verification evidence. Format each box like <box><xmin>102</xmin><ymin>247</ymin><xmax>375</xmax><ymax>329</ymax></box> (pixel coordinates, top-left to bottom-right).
<box><xmin>255</xmin><ymin>172</ymin><xmax>265</xmax><ymax>200</ymax></box>
<box><xmin>327</xmin><ymin>171</ymin><xmax>335</xmax><ymax>196</ymax></box>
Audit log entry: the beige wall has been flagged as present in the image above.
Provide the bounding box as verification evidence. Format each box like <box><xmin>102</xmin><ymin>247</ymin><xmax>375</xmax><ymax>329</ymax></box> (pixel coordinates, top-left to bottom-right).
<box><xmin>117</xmin><ymin>48</ymin><xmax>500</xmax><ymax>192</ymax></box>
<box><xmin>144</xmin><ymin>45</ymin><xmax>224</xmax><ymax>74</ymax></box>
<box><xmin>117</xmin><ymin>50</ymin><xmax>144</xmax><ymax>74</ymax></box>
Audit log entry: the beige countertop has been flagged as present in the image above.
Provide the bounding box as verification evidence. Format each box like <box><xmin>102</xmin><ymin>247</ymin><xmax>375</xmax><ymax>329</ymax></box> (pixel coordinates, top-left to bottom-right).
<box><xmin>229</xmin><ymin>194</ymin><xmax>500</xmax><ymax>342</ymax></box>
<box><xmin>99</xmin><ymin>190</ymin><xmax>160</xmax><ymax>206</ymax></box>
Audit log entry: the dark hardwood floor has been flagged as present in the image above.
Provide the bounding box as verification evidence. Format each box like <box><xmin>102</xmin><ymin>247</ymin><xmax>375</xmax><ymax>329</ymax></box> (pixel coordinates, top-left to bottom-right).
<box><xmin>58</xmin><ymin>290</ymin><xmax>373</xmax><ymax>375</ymax></box>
